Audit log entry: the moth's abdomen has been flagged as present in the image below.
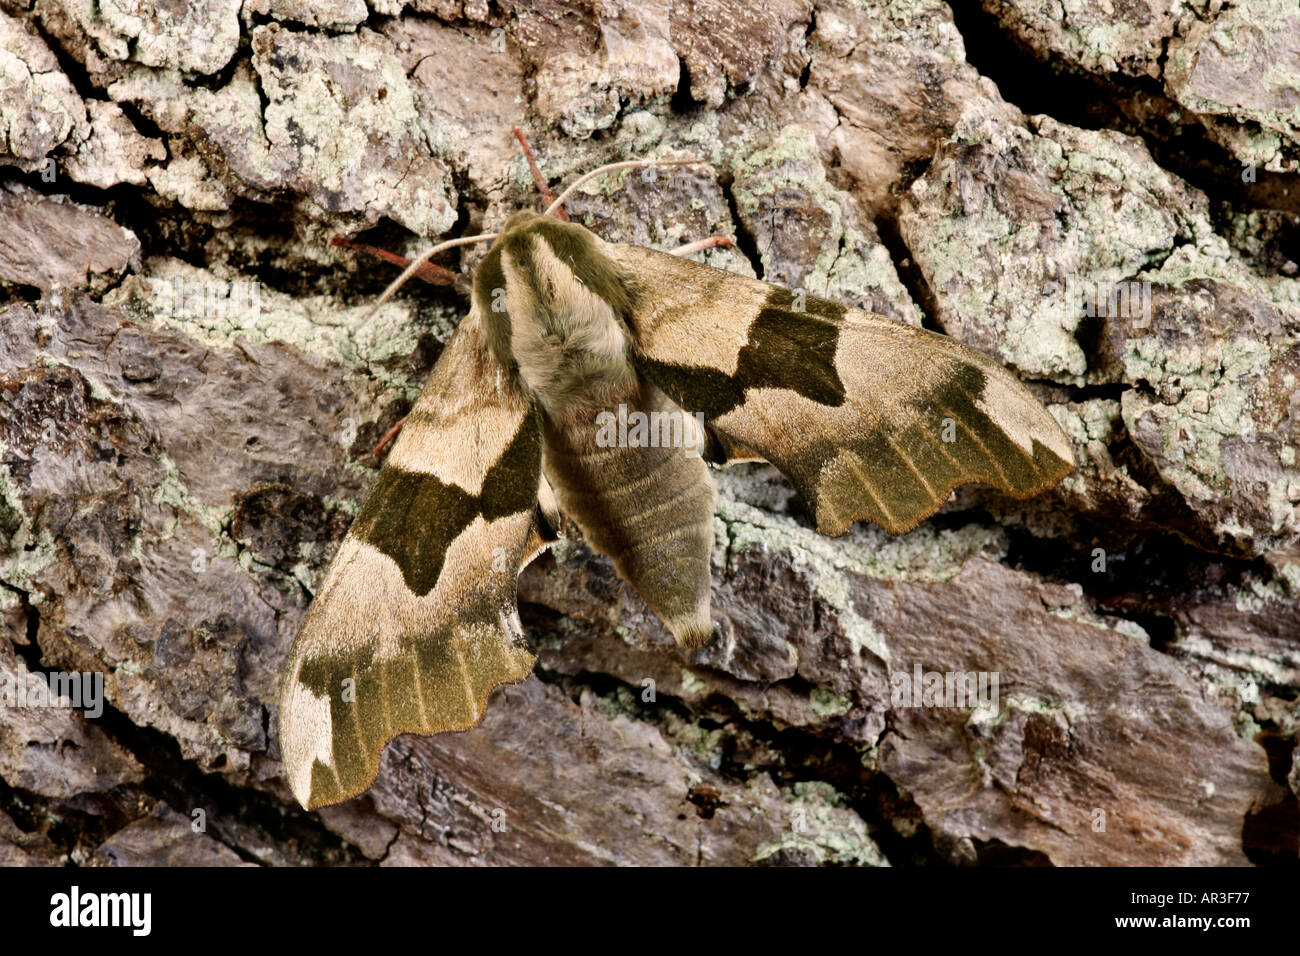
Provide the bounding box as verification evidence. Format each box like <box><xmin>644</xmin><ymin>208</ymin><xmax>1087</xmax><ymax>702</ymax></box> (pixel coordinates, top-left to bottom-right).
<box><xmin>541</xmin><ymin>384</ymin><xmax>717</xmax><ymax>647</ymax></box>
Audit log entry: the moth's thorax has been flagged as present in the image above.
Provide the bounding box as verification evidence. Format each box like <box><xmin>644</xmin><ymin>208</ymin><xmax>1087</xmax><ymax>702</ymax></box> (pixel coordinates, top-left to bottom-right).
<box><xmin>474</xmin><ymin>215</ymin><xmax>638</xmax><ymax>421</ymax></box>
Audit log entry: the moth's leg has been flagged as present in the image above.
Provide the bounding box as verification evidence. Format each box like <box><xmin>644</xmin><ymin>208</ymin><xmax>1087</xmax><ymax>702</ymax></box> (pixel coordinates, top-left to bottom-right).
<box><xmin>512</xmin><ymin>128</ymin><xmax>570</xmax><ymax>222</ymax></box>
<box><xmin>372</xmin><ymin>414</ymin><xmax>408</xmax><ymax>458</ymax></box>
<box><xmin>668</xmin><ymin>235</ymin><xmax>734</xmax><ymax>257</ymax></box>
<box><xmin>331</xmin><ymin>237</ymin><xmax>466</xmax><ymax>287</ymax></box>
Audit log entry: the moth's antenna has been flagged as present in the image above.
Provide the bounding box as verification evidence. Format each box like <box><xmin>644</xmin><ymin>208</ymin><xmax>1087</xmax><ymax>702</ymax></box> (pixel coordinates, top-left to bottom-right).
<box><xmin>362</xmin><ymin>232</ymin><xmax>499</xmax><ymax>321</ymax></box>
<box><xmin>544</xmin><ymin>158</ymin><xmax>707</xmax><ymax>218</ymax></box>
<box><xmin>512</xmin><ymin>128</ymin><xmax>569</xmax><ymax>222</ymax></box>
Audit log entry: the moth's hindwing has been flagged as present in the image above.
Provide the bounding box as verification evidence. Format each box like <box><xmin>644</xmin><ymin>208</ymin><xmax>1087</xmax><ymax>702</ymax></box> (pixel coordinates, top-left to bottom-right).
<box><xmin>278</xmin><ymin>312</ymin><xmax>545</xmax><ymax>809</ymax></box>
<box><xmin>607</xmin><ymin>242</ymin><xmax>1074</xmax><ymax>535</ymax></box>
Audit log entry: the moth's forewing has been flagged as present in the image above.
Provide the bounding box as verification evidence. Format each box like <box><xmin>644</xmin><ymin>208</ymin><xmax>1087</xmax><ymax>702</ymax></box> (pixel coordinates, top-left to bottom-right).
<box><xmin>605</xmin><ymin>242</ymin><xmax>1073</xmax><ymax>535</ymax></box>
<box><xmin>279</xmin><ymin>312</ymin><xmax>544</xmax><ymax>809</ymax></box>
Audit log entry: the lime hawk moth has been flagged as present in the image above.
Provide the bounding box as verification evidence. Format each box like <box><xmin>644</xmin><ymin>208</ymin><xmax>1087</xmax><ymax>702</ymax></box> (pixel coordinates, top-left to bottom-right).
<box><xmin>279</xmin><ymin>147</ymin><xmax>1074</xmax><ymax>810</ymax></box>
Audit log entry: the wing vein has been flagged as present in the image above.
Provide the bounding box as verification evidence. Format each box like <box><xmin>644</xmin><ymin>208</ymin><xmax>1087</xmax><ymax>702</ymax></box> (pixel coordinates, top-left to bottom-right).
<box><xmin>881</xmin><ymin>430</ymin><xmax>939</xmax><ymax>499</ymax></box>
<box><xmin>844</xmin><ymin>455</ymin><xmax>899</xmax><ymax>529</ymax></box>
<box><xmin>453</xmin><ymin>632</ymin><xmax>477</xmax><ymax>716</ymax></box>
<box><xmin>411</xmin><ymin>642</ymin><xmax>431</xmax><ymax>725</ymax></box>
<box><xmin>939</xmin><ymin>405</ymin><xmax>1010</xmax><ymax>486</ymax></box>
<box><xmin>349</xmin><ymin>665</ymin><xmax>369</xmax><ymax>766</ymax></box>
<box><xmin>917</xmin><ymin>421</ymin><xmax>967</xmax><ymax>474</ymax></box>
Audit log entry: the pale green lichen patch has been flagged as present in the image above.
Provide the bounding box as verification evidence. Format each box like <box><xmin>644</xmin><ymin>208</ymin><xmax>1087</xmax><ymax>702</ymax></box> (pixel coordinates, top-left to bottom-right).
<box><xmin>679</xmin><ymin>668</ymin><xmax>708</xmax><ymax>697</ymax></box>
<box><xmin>1041</xmin><ymin>591</ymin><xmax>1151</xmax><ymax>644</ymax></box>
<box><xmin>584</xmin><ymin>678</ymin><xmax>729</xmax><ymax>769</ymax></box>
<box><xmin>753</xmin><ymin>781</ymin><xmax>887</xmax><ymax>866</ymax></box>
<box><xmin>1175</xmin><ymin>633</ymin><xmax>1297</xmax><ymax>689</ymax></box>
<box><xmin>531</xmin><ymin>614</ymin><xmax>589</xmax><ymax>655</ymax></box>
<box><xmin>0</xmin><ymin>12</ymin><xmax>86</xmax><ymax>171</ymax></box>
<box><xmin>1115</xmin><ymin>242</ymin><xmax>1300</xmax><ymax>549</ymax></box>
<box><xmin>810</xmin><ymin>687</ymin><xmax>852</xmax><ymax>718</ymax></box>
<box><xmin>968</xmin><ymin>692</ymin><xmax>1077</xmax><ymax>739</ymax></box>
<box><xmin>816</xmin><ymin>0</ymin><xmax>969</xmax><ymax>64</ymax></box>
<box><xmin>288</xmin><ymin>521</ymin><xmax>352</xmax><ymax>593</ymax></box>
<box><xmin>67</xmin><ymin>0</ymin><xmax>242</xmax><ymax>75</ymax></box>
<box><xmin>1045</xmin><ymin>398</ymin><xmax>1148</xmax><ymax>512</ymax></box>
<box><xmin>716</xmin><ymin>473</ymin><xmax>1008</xmax><ymax>582</ymax></box>
<box><xmin>0</xmin><ymin>463</ymin><xmax>58</xmax><ymax>593</ymax></box>
<box><xmin>730</xmin><ymin>124</ymin><xmax>922</xmax><ymax>325</ymax></box>
<box><xmin>904</xmin><ymin>111</ymin><xmax>1216</xmax><ymax>380</ymax></box>
<box><xmin>1051</xmin><ymin>398</ymin><xmax>1111</xmax><ymax>446</ymax></box>
<box><xmin>715</xmin><ymin>472</ymin><xmax>1008</xmax><ymax>661</ymax></box>
<box><xmin>981</xmin><ymin>0</ymin><xmax>1183</xmax><ymax>77</ymax></box>
<box><xmin>110</xmin><ymin>259</ymin><xmax>445</xmax><ymax>397</ymax></box>
<box><xmin>661</xmin><ymin>713</ymin><xmax>728</xmax><ymax>769</ymax></box>
<box><xmin>149</xmin><ymin>453</ymin><xmax>237</xmax><ymax>550</ymax></box>
<box><xmin>587</xmin><ymin>683</ymin><xmax>644</xmax><ymax>720</ymax></box>
<box><xmin>1174</xmin><ymin>570</ymin><xmax>1300</xmax><ymax>694</ymax></box>
<box><xmin>145</xmin><ymin>154</ymin><xmax>233</xmax><ymax>213</ymax></box>
<box><xmin>1168</xmin><ymin>647</ymin><xmax>1290</xmax><ymax>742</ymax></box>
<box><xmin>1164</xmin><ymin>1</ymin><xmax>1300</xmax><ymax>172</ymax></box>
<box><xmin>732</xmin><ymin>125</ymin><xmax>839</xmax><ymax>214</ymax></box>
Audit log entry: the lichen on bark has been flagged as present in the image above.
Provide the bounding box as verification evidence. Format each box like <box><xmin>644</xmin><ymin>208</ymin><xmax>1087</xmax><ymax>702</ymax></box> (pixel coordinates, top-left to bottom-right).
<box><xmin>0</xmin><ymin>0</ymin><xmax>1296</xmax><ymax>867</ymax></box>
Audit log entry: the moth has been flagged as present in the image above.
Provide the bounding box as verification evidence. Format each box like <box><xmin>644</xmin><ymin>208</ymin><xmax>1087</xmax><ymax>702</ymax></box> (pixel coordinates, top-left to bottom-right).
<box><xmin>279</xmin><ymin>144</ymin><xmax>1074</xmax><ymax>810</ymax></box>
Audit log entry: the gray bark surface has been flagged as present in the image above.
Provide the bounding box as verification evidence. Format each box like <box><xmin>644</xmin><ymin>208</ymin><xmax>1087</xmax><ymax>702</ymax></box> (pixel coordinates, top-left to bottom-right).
<box><xmin>0</xmin><ymin>0</ymin><xmax>1296</xmax><ymax>865</ymax></box>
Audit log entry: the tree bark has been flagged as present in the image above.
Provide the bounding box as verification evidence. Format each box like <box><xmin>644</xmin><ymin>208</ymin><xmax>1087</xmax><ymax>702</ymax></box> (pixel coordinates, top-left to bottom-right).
<box><xmin>0</xmin><ymin>0</ymin><xmax>1296</xmax><ymax>866</ymax></box>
